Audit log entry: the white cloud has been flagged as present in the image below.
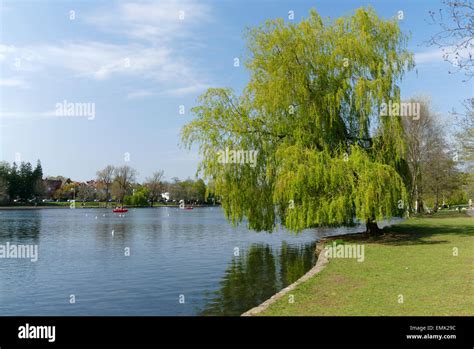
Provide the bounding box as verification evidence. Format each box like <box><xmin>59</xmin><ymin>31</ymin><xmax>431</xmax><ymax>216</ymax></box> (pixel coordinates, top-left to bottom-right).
<box><xmin>0</xmin><ymin>40</ymin><xmax>208</xmax><ymax>93</ymax></box>
<box><xmin>0</xmin><ymin>1</ymin><xmax>212</xmax><ymax>96</ymax></box>
<box><xmin>0</xmin><ymin>78</ymin><xmax>28</xmax><ymax>88</ymax></box>
<box><xmin>127</xmin><ymin>89</ymin><xmax>156</xmax><ymax>100</ymax></box>
<box><xmin>0</xmin><ymin>44</ymin><xmax>15</xmax><ymax>61</ymax></box>
<box><xmin>85</xmin><ymin>0</ymin><xmax>211</xmax><ymax>43</ymax></box>
<box><xmin>35</xmin><ymin>41</ymin><xmax>176</xmax><ymax>81</ymax></box>
<box><xmin>0</xmin><ymin>110</ymin><xmax>57</xmax><ymax>119</ymax></box>
<box><xmin>162</xmin><ymin>83</ymin><xmax>210</xmax><ymax>96</ymax></box>
<box><xmin>127</xmin><ymin>81</ymin><xmax>210</xmax><ymax>100</ymax></box>
<box><xmin>0</xmin><ymin>44</ymin><xmax>40</xmax><ymax>72</ymax></box>
<box><xmin>415</xmin><ymin>48</ymin><xmax>445</xmax><ymax>65</ymax></box>
<box><xmin>415</xmin><ymin>42</ymin><xmax>473</xmax><ymax>66</ymax></box>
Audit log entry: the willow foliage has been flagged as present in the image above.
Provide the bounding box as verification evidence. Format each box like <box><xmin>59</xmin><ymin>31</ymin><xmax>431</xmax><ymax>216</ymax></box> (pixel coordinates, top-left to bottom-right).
<box><xmin>182</xmin><ymin>7</ymin><xmax>414</xmax><ymax>232</ymax></box>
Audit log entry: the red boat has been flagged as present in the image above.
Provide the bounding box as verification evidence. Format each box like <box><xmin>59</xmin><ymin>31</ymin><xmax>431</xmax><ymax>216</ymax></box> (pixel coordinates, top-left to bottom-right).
<box><xmin>113</xmin><ymin>208</ymin><xmax>128</xmax><ymax>213</ymax></box>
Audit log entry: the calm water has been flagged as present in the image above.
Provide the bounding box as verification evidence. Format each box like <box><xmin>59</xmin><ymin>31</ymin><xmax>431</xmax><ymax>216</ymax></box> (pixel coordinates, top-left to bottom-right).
<box><xmin>0</xmin><ymin>207</ymin><xmax>399</xmax><ymax>316</ymax></box>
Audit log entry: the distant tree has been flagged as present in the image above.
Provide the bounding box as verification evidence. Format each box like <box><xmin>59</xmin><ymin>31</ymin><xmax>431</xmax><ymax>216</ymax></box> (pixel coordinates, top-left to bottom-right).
<box><xmin>0</xmin><ymin>162</ymin><xmax>10</xmax><ymax>202</ymax></box>
<box><xmin>133</xmin><ymin>187</ymin><xmax>149</xmax><ymax>206</ymax></box>
<box><xmin>447</xmin><ymin>174</ymin><xmax>470</xmax><ymax>204</ymax></box>
<box><xmin>32</xmin><ymin>160</ymin><xmax>45</xmax><ymax>201</ymax></box>
<box><xmin>96</xmin><ymin>165</ymin><xmax>115</xmax><ymax>206</ymax></box>
<box><xmin>429</xmin><ymin>0</ymin><xmax>473</xmax><ymax>164</ymax></box>
<box><xmin>113</xmin><ymin>165</ymin><xmax>137</xmax><ymax>205</ymax></box>
<box><xmin>7</xmin><ymin>163</ymin><xmax>19</xmax><ymax>202</ymax></box>
<box><xmin>422</xmin><ymin>122</ymin><xmax>463</xmax><ymax>211</ymax></box>
<box><xmin>145</xmin><ymin>170</ymin><xmax>165</xmax><ymax>207</ymax></box>
<box><xmin>428</xmin><ymin>1</ymin><xmax>473</xmax><ymax>202</ymax></box>
<box><xmin>47</xmin><ymin>175</ymin><xmax>68</xmax><ymax>183</ymax></box>
<box><xmin>193</xmin><ymin>178</ymin><xmax>207</xmax><ymax>203</ymax></box>
<box><xmin>428</xmin><ymin>0</ymin><xmax>474</xmax><ymax>80</ymax></box>
<box><xmin>18</xmin><ymin>162</ymin><xmax>34</xmax><ymax>201</ymax></box>
<box><xmin>454</xmin><ymin>99</ymin><xmax>473</xmax><ymax>205</ymax></box>
<box><xmin>167</xmin><ymin>177</ymin><xmax>184</xmax><ymax>201</ymax></box>
<box><xmin>182</xmin><ymin>179</ymin><xmax>195</xmax><ymax>202</ymax></box>
<box><xmin>123</xmin><ymin>186</ymin><xmax>149</xmax><ymax>206</ymax></box>
<box><xmin>205</xmin><ymin>180</ymin><xmax>218</xmax><ymax>205</ymax></box>
<box><xmin>463</xmin><ymin>172</ymin><xmax>474</xmax><ymax>200</ymax></box>
<box><xmin>163</xmin><ymin>178</ymin><xmax>207</xmax><ymax>204</ymax></box>
<box><xmin>402</xmin><ymin>97</ymin><xmax>437</xmax><ymax>213</ymax></box>
<box><xmin>77</xmin><ymin>184</ymin><xmax>95</xmax><ymax>203</ymax></box>
<box><xmin>54</xmin><ymin>182</ymin><xmax>76</xmax><ymax>201</ymax></box>
<box><xmin>456</xmin><ymin>99</ymin><xmax>474</xmax><ymax>169</ymax></box>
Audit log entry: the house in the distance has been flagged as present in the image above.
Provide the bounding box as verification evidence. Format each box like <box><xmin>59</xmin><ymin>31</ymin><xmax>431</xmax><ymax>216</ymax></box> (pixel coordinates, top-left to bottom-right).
<box><xmin>43</xmin><ymin>177</ymin><xmax>69</xmax><ymax>199</ymax></box>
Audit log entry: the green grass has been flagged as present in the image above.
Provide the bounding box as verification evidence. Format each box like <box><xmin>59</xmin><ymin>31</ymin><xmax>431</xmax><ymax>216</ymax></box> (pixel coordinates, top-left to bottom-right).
<box><xmin>259</xmin><ymin>214</ymin><xmax>474</xmax><ymax>316</ymax></box>
<box><xmin>422</xmin><ymin>209</ymin><xmax>470</xmax><ymax>218</ymax></box>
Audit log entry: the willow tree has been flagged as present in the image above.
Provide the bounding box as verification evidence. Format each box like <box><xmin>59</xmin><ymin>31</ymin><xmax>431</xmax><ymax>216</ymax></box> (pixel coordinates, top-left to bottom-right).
<box><xmin>182</xmin><ymin>7</ymin><xmax>414</xmax><ymax>235</ymax></box>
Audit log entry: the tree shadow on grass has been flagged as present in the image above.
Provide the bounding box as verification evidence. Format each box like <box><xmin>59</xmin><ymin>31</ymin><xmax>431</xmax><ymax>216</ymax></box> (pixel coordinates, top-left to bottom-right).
<box><xmin>322</xmin><ymin>218</ymin><xmax>473</xmax><ymax>247</ymax></box>
<box><xmin>378</xmin><ymin>221</ymin><xmax>474</xmax><ymax>246</ymax></box>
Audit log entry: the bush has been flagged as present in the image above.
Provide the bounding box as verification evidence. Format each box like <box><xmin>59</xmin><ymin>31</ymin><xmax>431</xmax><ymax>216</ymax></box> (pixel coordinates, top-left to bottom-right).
<box><xmin>131</xmin><ymin>192</ymin><xmax>148</xmax><ymax>207</ymax></box>
<box><xmin>123</xmin><ymin>195</ymin><xmax>133</xmax><ymax>205</ymax></box>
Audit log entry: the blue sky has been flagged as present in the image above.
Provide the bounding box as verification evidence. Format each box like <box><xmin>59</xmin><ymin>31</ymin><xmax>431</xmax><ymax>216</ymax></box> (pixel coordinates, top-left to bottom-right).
<box><xmin>0</xmin><ymin>0</ymin><xmax>472</xmax><ymax>181</ymax></box>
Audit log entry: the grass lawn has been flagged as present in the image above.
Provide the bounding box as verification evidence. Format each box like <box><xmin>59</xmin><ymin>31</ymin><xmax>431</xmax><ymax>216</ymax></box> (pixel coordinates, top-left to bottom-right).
<box><xmin>259</xmin><ymin>213</ymin><xmax>474</xmax><ymax>316</ymax></box>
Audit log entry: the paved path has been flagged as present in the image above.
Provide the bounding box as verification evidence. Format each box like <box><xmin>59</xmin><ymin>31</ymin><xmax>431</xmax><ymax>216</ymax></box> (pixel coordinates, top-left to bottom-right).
<box><xmin>467</xmin><ymin>209</ymin><xmax>474</xmax><ymax>217</ymax></box>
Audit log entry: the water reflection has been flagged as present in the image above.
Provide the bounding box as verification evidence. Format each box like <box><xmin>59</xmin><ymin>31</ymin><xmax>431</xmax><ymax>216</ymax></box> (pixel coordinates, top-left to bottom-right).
<box><xmin>0</xmin><ymin>208</ymin><xmax>328</xmax><ymax>315</ymax></box>
<box><xmin>200</xmin><ymin>241</ymin><xmax>316</xmax><ymax>316</ymax></box>
<box><xmin>279</xmin><ymin>242</ymin><xmax>316</xmax><ymax>287</ymax></box>
<box><xmin>0</xmin><ymin>210</ymin><xmax>41</xmax><ymax>243</ymax></box>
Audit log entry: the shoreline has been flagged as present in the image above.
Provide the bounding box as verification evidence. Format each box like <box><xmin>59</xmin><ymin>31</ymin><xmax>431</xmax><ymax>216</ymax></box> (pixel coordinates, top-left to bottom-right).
<box><xmin>0</xmin><ymin>205</ymin><xmax>218</xmax><ymax>210</ymax></box>
<box><xmin>245</xmin><ymin>214</ymin><xmax>473</xmax><ymax>316</ymax></box>
<box><xmin>240</xmin><ymin>220</ymin><xmax>407</xmax><ymax>316</ymax></box>
<box><xmin>241</xmin><ymin>241</ymin><xmax>330</xmax><ymax>316</ymax></box>
<box><xmin>241</xmin><ymin>231</ymin><xmax>364</xmax><ymax>316</ymax></box>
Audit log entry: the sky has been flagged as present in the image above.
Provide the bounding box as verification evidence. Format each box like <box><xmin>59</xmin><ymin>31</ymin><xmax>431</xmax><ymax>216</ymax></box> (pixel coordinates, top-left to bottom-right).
<box><xmin>0</xmin><ymin>0</ymin><xmax>472</xmax><ymax>182</ymax></box>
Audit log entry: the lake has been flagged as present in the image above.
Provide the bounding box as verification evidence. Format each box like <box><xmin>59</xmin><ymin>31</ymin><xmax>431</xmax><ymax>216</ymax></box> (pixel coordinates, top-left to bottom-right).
<box><xmin>0</xmin><ymin>207</ymin><xmax>398</xmax><ymax>315</ymax></box>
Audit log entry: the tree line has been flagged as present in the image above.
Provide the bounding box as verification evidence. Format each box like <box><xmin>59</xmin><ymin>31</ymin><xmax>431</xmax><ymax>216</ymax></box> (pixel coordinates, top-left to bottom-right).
<box><xmin>0</xmin><ymin>161</ymin><xmax>44</xmax><ymax>203</ymax></box>
<box><xmin>403</xmin><ymin>97</ymin><xmax>471</xmax><ymax>213</ymax></box>
<box><xmin>95</xmin><ymin>165</ymin><xmax>214</xmax><ymax>206</ymax></box>
<box><xmin>0</xmin><ymin>162</ymin><xmax>216</xmax><ymax>206</ymax></box>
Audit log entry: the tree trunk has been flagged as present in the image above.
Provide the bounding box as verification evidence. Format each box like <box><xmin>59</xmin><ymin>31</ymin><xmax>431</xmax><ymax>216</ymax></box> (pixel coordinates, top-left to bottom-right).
<box><xmin>418</xmin><ymin>199</ymin><xmax>424</xmax><ymax>213</ymax></box>
<box><xmin>433</xmin><ymin>188</ymin><xmax>439</xmax><ymax>212</ymax></box>
<box><xmin>105</xmin><ymin>187</ymin><xmax>109</xmax><ymax>208</ymax></box>
<box><xmin>365</xmin><ymin>220</ymin><xmax>382</xmax><ymax>236</ymax></box>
